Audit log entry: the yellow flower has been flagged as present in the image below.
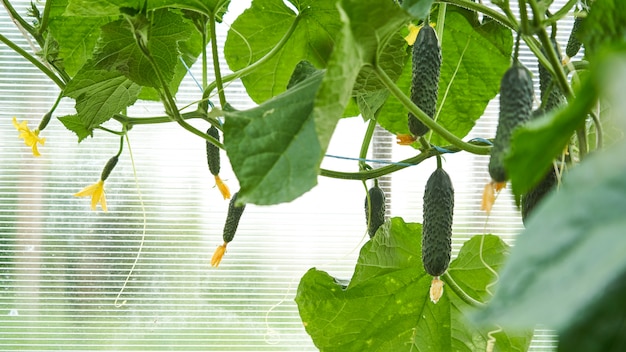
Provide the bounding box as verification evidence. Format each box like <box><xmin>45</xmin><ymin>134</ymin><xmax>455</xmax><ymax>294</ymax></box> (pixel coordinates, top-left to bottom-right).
<box><xmin>211</xmin><ymin>243</ymin><xmax>228</xmax><ymax>267</ymax></box>
<box><xmin>404</xmin><ymin>22</ymin><xmax>437</xmax><ymax>46</ymax></box>
<box><xmin>74</xmin><ymin>180</ymin><xmax>108</xmax><ymax>212</ymax></box>
<box><xmin>13</xmin><ymin>117</ymin><xmax>46</xmax><ymax>157</ymax></box>
<box><xmin>214</xmin><ymin>175</ymin><xmax>231</xmax><ymax>200</ymax></box>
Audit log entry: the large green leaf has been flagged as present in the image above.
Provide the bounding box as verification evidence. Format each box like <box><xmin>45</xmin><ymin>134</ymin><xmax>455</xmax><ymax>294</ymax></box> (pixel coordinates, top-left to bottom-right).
<box><xmin>312</xmin><ymin>0</ymin><xmax>410</xmax><ymax>155</ymax></box>
<box><xmin>92</xmin><ymin>9</ymin><xmax>191</xmax><ymax>88</ymax></box>
<box><xmin>377</xmin><ymin>7</ymin><xmax>512</xmax><ymax>147</ymax></box>
<box><xmin>47</xmin><ymin>0</ymin><xmax>116</xmax><ymax>76</ymax></box>
<box><xmin>222</xmin><ymin>69</ymin><xmax>324</xmax><ymax>205</ymax></box>
<box><xmin>59</xmin><ymin>66</ymin><xmax>141</xmax><ymax>141</ymax></box>
<box><xmin>65</xmin><ymin>0</ymin><xmax>230</xmax><ymax>17</ymax></box>
<box><xmin>504</xmin><ymin>79</ymin><xmax>596</xmax><ymax>195</ymax></box>
<box><xmin>296</xmin><ymin>217</ymin><xmax>532</xmax><ymax>351</ymax></box>
<box><xmin>224</xmin><ymin>0</ymin><xmax>341</xmax><ymax>104</ymax></box>
<box><xmin>577</xmin><ymin>0</ymin><xmax>626</xmax><ymax>58</ymax></box>
<box><xmin>476</xmin><ymin>140</ymin><xmax>626</xmax><ymax>332</ymax></box>
<box><xmin>138</xmin><ymin>16</ymin><xmax>203</xmax><ymax>101</ymax></box>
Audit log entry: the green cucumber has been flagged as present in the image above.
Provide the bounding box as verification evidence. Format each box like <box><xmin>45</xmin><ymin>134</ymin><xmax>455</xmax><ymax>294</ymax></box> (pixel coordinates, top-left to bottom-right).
<box><xmin>206</xmin><ymin>125</ymin><xmax>221</xmax><ymax>176</ymax></box>
<box><xmin>422</xmin><ymin>167</ymin><xmax>454</xmax><ymax>277</ymax></box>
<box><xmin>364</xmin><ymin>182</ymin><xmax>386</xmax><ymax>238</ymax></box>
<box><xmin>538</xmin><ymin>38</ymin><xmax>566</xmax><ymax>112</ymax></box>
<box><xmin>521</xmin><ymin>167</ymin><xmax>557</xmax><ymax>224</ymax></box>
<box><xmin>488</xmin><ymin>62</ymin><xmax>534</xmax><ymax>183</ymax></box>
<box><xmin>408</xmin><ymin>25</ymin><xmax>441</xmax><ymax>138</ymax></box>
<box><xmin>223</xmin><ymin>192</ymin><xmax>246</xmax><ymax>243</ymax></box>
<box><xmin>566</xmin><ymin>14</ymin><xmax>584</xmax><ymax>59</ymax></box>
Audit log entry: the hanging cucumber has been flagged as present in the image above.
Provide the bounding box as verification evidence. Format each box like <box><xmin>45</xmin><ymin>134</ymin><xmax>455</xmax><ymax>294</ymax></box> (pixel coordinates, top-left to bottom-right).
<box><xmin>211</xmin><ymin>192</ymin><xmax>246</xmax><ymax>267</ymax></box>
<box><xmin>521</xmin><ymin>166</ymin><xmax>558</xmax><ymax>224</ymax></box>
<box><xmin>364</xmin><ymin>180</ymin><xmax>386</xmax><ymax>238</ymax></box>
<box><xmin>565</xmin><ymin>13</ymin><xmax>585</xmax><ymax>60</ymax></box>
<box><xmin>488</xmin><ymin>61</ymin><xmax>534</xmax><ymax>183</ymax></box>
<box><xmin>422</xmin><ymin>161</ymin><xmax>454</xmax><ymax>303</ymax></box>
<box><xmin>206</xmin><ymin>125</ymin><xmax>231</xmax><ymax>200</ymax></box>
<box><xmin>407</xmin><ymin>25</ymin><xmax>441</xmax><ymax>139</ymax></box>
<box><xmin>538</xmin><ymin>38</ymin><xmax>566</xmax><ymax>112</ymax></box>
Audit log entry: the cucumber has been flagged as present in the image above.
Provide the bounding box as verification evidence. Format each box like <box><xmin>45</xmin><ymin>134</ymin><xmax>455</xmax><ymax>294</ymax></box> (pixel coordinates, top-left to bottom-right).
<box><xmin>100</xmin><ymin>155</ymin><xmax>119</xmax><ymax>181</ymax></box>
<box><xmin>521</xmin><ymin>167</ymin><xmax>557</xmax><ymax>224</ymax></box>
<box><xmin>206</xmin><ymin>125</ymin><xmax>231</xmax><ymax>199</ymax></box>
<box><xmin>408</xmin><ymin>25</ymin><xmax>441</xmax><ymax>138</ymax></box>
<box><xmin>538</xmin><ymin>38</ymin><xmax>566</xmax><ymax>112</ymax></box>
<box><xmin>364</xmin><ymin>182</ymin><xmax>386</xmax><ymax>238</ymax></box>
<box><xmin>223</xmin><ymin>192</ymin><xmax>246</xmax><ymax>243</ymax></box>
<box><xmin>422</xmin><ymin>167</ymin><xmax>454</xmax><ymax>277</ymax></box>
<box><xmin>211</xmin><ymin>192</ymin><xmax>246</xmax><ymax>267</ymax></box>
<box><xmin>565</xmin><ymin>14</ymin><xmax>584</xmax><ymax>59</ymax></box>
<box><xmin>206</xmin><ymin>125</ymin><xmax>221</xmax><ymax>176</ymax></box>
<box><xmin>488</xmin><ymin>62</ymin><xmax>534</xmax><ymax>183</ymax></box>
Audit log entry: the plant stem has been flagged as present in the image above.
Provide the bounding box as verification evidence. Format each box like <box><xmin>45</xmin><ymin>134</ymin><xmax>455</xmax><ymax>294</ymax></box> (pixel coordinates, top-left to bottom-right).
<box><xmin>202</xmin><ymin>15</ymin><xmax>301</xmax><ymax>104</ymax></box>
<box><xmin>202</xmin><ymin>19</ymin><xmax>208</xmax><ymax>89</ymax></box>
<box><xmin>438</xmin><ymin>0</ymin><xmax>515</xmax><ymax>29</ymax></box>
<box><xmin>543</xmin><ymin>0</ymin><xmax>578</xmax><ymax>25</ymax></box>
<box><xmin>436</xmin><ymin>3</ymin><xmax>446</xmax><ymax>41</ymax></box>
<box><xmin>374</xmin><ymin>66</ymin><xmax>490</xmax><ymax>155</ymax></box>
<box><xmin>358</xmin><ymin>118</ymin><xmax>378</xmax><ymax>171</ymax></box>
<box><xmin>319</xmin><ymin>139</ymin><xmax>491</xmax><ymax>180</ymax></box>
<box><xmin>1</xmin><ymin>0</ymin><xmax>39</xmax><ymax>42</ymax></box>
<box><xmin>0</xmin><ymin>33</ymin><xmax>65</xmax><ymax>88</ymax></box>
<box><xmin>208</xmin><ymin>13</ymin><xmax>226</xmax><ymax>108</ymax></box>
<box><xmin>442</xmin><ymin>272</ymin><xmax>486</xmax><ymax>307</ymax></box>
<box><xmin>38</xmin><ymin>0</ymin><xmax>52</xmax><ymax>35</ymax></box>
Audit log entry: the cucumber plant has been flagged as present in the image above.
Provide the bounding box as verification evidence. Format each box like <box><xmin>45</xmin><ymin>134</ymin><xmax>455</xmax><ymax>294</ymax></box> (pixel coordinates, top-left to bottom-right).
<box><xmin>4</xmin><ymin>0</ymin><xmax>622</xmax><ymax>350</ymax></box>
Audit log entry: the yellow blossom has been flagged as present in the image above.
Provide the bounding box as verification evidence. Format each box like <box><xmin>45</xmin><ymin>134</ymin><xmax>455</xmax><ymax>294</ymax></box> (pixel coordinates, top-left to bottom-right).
<box><xmin>211</xmin><ymin>243</ymin><xmax>228</xmax><ymax>267</ymax></box>
<box><xmin>214</xmin><ymin>175</ymin><xmax>231</xmax><ymax>200</ymax></box>
<box><xmin>13</xmin><ymin>117</ymin><xmax>46</xmax><ymax>157</ymax></box>
<box><xmin>404</xmin><ymin>22</ymin><xmax>437</xmax><ymax>45</ymax></box>
<box><xmin>74</xmin><ymin>180</ymin><xmax>108</xmax><ymax>212</ymax></box>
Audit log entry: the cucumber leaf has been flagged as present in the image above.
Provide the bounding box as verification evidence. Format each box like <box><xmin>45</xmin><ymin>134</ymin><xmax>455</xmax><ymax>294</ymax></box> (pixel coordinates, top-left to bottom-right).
<box><xmin>223</xmin><ymin>69</ymin><xmax>324</xmax><ymax>205</ymax></box>
<box><xmin>313</xmin><ymin>0</ymin><xmax>410</xmax><ymax>155</ymax></box>
<box><xmin>60</xmin><ymin>67</ymin><xmax>141</xmax><ymax>141</ymax></box>
<box><xmin>377</xmin><ymin>7</ymin><xmax>512</xmax><ymax>147</ymax></box>
<box><xmin>296</xmin><ymin>217</ymin><xmax>532</xmax><ymax>351</ymax></box>
<box><xmin>65</xmin><ymin>0</ymin><xmax>230</xmax><ymax>17</ymax></box>
<box><xmin>92</xmin><ymin>9</ymin><xmax>192</xmax><ymax>89</ymax></box>
<box><xmin>47</xmin><ymin>0</ymin><xmax>116</xmax><ymax>77</ymax></box>
<box><xmin>475</xmin><ymin>141</ymin><xmax>626</xmax><ymax>334</ymax></box>
<box><xmin>224</xmin><ymin>0</ymin><xmax>341</xmax><ymax>103</ymax></box>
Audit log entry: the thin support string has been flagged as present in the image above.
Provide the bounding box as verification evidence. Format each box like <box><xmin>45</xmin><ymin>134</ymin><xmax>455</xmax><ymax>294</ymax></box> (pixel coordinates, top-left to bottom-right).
<box><xmin>114</xmin><ymin>133</ymin><xmax>147</xmax><ymax>308</ymax></box>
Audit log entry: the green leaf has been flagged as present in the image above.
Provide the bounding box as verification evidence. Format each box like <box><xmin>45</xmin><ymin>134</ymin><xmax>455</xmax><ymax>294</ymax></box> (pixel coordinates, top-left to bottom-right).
<box><xmin>47</xmin><ymin>0</ymin><xmax>116</xmax><ymax>76</ymax></box>
<box><xmin>58</xmin><ymin>114</ymin><xmax>93</xmax><ymax>142</ymax></box>
<box><xmin>224</xmin><ymin>0</ymin><xmax>341</xmax><ymax>103</ymax></box>
<box><xmin>505</xmin><ymin>76</ymin><xmax>597</xmax><ymax>195</ymax></box>
<box><xmin>353</xmin><ymin>33</ymin><xmax>408</xmax><ymax>120</ymax></box>
<box><xmin>401</xmin><ymin>0</ymin><xmax>436</xmax><ymax>21</ymax></box>
<box><xmin>377</xmin><ymin>7</ymin><xmax>512</xmax><ymax>147</ymax></box>
<box><xmin>92</xmin><ymin>9</ymin><xmax>191</xmax><ymax>88</ymax></box>
<box><xmin>138</xmin><ymin>15</ymin><xmax>203</xmax><ymax>100</ymax></box>
<box><xmin>222</xmin><ymin>70</ymin><xmax>324</xmax><ymax>205</ymax></box>
<box><xmin>66</xmin><ymin>0</ymin><xmax>230</xmax><ymax>17</ymax></box>
<box><xmin>61</xmin><ymin>66</ymin><xmax>141</xmax><ymax>139</ymax></box>
<box><xmin>577</xmin><ymin>0</ymin><xmax>626</xmax><ymax>58</ymax></box>
<box><xmin>64</xmin><ymin>0</ymin><xmax>130</xmax><ymax>16</ymax></box>
<box><xmin>296</xmin><ymin>217</ymin><xmax>532</xmax><ymax>351</ymax></box>
<box><xmin>474</xmin><ymin>141</ymin><xmax>626</xmax><ymax>334</ymax></box>
<box><xmin>313</xmin><ymin>0</ymin><xmax>410</xmax><ymax>155</ymax></box>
